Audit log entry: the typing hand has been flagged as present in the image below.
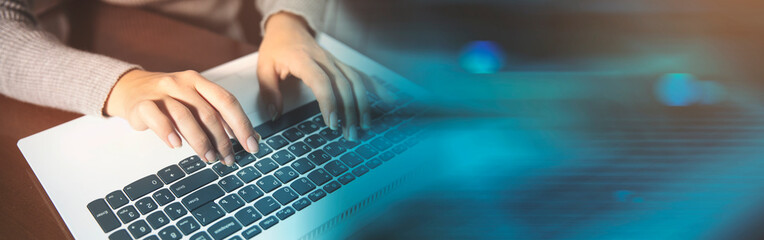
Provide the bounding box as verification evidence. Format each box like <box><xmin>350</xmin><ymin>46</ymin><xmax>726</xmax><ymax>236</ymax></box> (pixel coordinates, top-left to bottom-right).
<box><xmin>256</xmin><ymin>12</ymin><xmax>393</xmax><ymax>141</ymax></box>
<box><xmin>105</xmin><ymin>69</ymin><xmax>260</xmax><ymax>166</ymax></box>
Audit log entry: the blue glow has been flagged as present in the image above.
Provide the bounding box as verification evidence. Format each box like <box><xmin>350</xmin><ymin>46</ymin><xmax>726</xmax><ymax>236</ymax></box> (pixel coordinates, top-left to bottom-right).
<box><xmin>654</xmin><ymin>73</ymin><xmax>700</xmax><ymax>106</ymax></box>
<box><xmin>459</xmin><ymin>41</ymin><xmax>506</xmax><ymax>74</ymax></box>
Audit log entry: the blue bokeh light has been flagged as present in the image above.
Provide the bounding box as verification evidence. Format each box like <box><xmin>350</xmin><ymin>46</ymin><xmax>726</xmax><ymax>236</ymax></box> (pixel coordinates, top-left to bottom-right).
<box><xmin>654</xmin><ymin>73</ymin><xmax>700</xmax><ymax>106</ymax></box>
<box><xmin>459</xmin><ymin>41</ymin><xmax>506</xmax><ymax>74</ymax></box>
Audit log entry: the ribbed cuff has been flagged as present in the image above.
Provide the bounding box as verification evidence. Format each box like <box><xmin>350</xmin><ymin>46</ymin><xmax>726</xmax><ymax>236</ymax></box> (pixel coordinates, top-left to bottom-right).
<box><xmin>256</xmin><ymin>0</ymin><xmax>327</xmax><ymax>36</ymax></box>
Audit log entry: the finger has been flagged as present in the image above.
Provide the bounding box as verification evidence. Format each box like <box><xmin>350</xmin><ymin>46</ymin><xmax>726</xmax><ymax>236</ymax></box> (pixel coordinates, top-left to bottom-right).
<box><xmin>336</xmin><ymin>62</ymin><xmax>371</xmax><ymax>130</ymax></box>
<box><xmin>134</xmin><ymin>100</ymin><xmax>182</xmax><ymax>149</ymax></box>
<box><xmin>256</xmin><ymin>59</ymin><xmax>284</xmax><ymax>122</ymax></box>
<box><xmin>171</xmin><ymin>89</ymin><xmax>236</xmax><ymax>167</ymax></box>
<box><xmin>324</xmin><ymin>61</ymin><xmax>359</xmax><ymax>141</ymax></box>
<box><xmin>359</xmin><ymin>71</ymin><xmax>395</xmax><ymax>105</ymax></box>
<box><xmin>160</xmin><ymin>98</ymin><xmax>216</xmax><ymax>163</ymax></box>
<box><xmin>287</xmin><ymin>55</ymin><xmax>339</xmax><ymax>130</ymax></box>
<box><xmin>185</xmin><ymin>70</ymin><xmax>260</xmax><ymax>155</ymax></box>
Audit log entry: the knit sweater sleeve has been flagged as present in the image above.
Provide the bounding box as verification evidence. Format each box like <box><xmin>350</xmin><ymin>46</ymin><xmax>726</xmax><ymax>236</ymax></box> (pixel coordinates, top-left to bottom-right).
<box><xmin>0</xmin><ymin>0</ymin><xmax>140</xmax><ymax>115</ymax></box>
<box><xmin>255</xmin><ymin>0</ymin><xmax>327</xmax><ymax>35</ymax></box>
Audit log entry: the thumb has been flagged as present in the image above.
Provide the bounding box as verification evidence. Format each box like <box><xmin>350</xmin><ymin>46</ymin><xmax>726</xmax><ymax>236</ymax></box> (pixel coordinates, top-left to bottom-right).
<box><xmin>257</xmin><ymin>60</ymin><xmax>284</xmax><ymax>121</ymax></box>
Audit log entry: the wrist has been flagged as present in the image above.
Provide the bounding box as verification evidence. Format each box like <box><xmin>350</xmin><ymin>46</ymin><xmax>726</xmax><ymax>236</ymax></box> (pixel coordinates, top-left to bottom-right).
<box><xmin>264</xmin><ymin>12</ymin><xmax>313</xmax><ymax>37</ymax></box>
<box><xmin>104</xmin><ymin>69</ymin><xmax>149</xmax><ymax>117</ymax></box>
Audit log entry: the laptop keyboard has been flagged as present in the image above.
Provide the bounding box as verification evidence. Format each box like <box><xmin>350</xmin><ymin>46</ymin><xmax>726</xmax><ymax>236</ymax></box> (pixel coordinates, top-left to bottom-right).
<box><xmin>87</xmin><ymin>88</ymin><xmax>425</xmax><ymax>240</ymax></box>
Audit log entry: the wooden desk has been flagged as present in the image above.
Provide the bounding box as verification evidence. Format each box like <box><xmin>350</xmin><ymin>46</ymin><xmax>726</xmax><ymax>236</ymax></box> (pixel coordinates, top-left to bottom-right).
<box><xmin>0</xmin><ymin>2</ymin><xmax>256</xmax><ymax>239</ymax></box>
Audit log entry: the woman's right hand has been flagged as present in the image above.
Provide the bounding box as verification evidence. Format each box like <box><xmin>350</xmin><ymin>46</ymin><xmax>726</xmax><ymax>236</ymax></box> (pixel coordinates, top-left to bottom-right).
<box><xmin>105</xmin><ymin>69</ymin><xmax>260</xmax><ymax>166</ymax></box>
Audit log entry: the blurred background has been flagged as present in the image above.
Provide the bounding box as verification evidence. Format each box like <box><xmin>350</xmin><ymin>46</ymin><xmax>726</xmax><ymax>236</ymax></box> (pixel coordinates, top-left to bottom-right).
<box><xmin>319</xmin><ymin>0</ymin><xmax>764</xmax><ymax>239</ymax></box>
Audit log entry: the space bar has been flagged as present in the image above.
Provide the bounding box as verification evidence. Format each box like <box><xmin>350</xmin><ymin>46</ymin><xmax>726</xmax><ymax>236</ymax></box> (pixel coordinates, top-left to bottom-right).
<box><xmin>254</xmin><ymin>101</ymin><xmax>320</xmax><ymax>138</ymax></box>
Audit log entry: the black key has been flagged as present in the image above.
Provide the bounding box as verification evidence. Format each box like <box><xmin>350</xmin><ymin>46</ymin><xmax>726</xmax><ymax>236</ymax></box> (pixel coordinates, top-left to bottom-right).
<box><xmin>109</xmin><ymin>229</ymin><xmax>131</xmax><ymax>240</ymax></box>
<box><xmin>219</xmin><ymin>175</ymin><xmax>244</xmax><ymax>192</ymax></box>
<box><xmin>254</xmin><ymin>196</ymin><xmax>281</xmax><ymax>215</ymax></box>
<box><xmin>259</xmin><ymin>216</ymin><xmax>279</xmax><ymax>230</ymax></box>
<box><xmin>291</xmin><ymin>158</ymin><xmax>315</xmax><ymax>174</ymax></box>
<box><xmin>266</xmin><ymin>135</ymin><xmax>289</xmax><ymax>149</ymax></box>
<box><xmin>218</xmin><ymin>194</ymin><xmax>245</xmax><ymax>213</ymax></box>
<box><xmin>306</xmin><ymin>150</ymin><xmax>331</xmax><ymax>165</ymax></box>
<box><xmin>282</xmin><ymin>128</ymin><xmax>305</xmax><ymax>142</ymax></box>
<box><xmin>290</xmin><ymin>177</ymin><xmax>316</xmax><ymax>195</ymax></box>
<box><xmin>177</xmin><ymin>216</ymin><xmax>201</xmax><ymax>235</ymax></box>
<box><xmin>358</xmin><ymin>130</ymin><xmax>375</xmax><ymax>141</ymax></box>
<box><xmin>312</xmin><ymin>115</ymin><xmax>326</xmax><ymax>127</ymax></box>
<box><xmin>288</xmin><ymin>142</ymin><xmax>311</xmax><ymax>157</ymax></box>
<box><xmin>254</xmin><ymin>142</ymin><xmax>273</xmax><ymax>158</ymax></box>
<box><xmin>179</xmin><ymin>156</ymin><xmax>205</xmax><ymax>174</ymax></box>
<box><xmin>392</xmin><ymin>144</ymin><xmax>407</xmax><ymax>154</ymax></box>
<box><xmin>234</xmin><ymin>151</ymin><xmax>257</xmax><ymax>167</ymax></box>
<box><xmin>238</xmin><ymin>184</ymin><xmax>264</xmax><ymax>202</ymax></box>
<box><xmin>276</xmin><ymin>206</ymin><xmax>296</xmax><ymax>220</ymax></box>
<box><xmin>231</xmin><ymin>139</ymin><xmax>244</xmax><ymax>153</ymax></box>
<box><xmin>366</xmin><ymin>158</ymin><xmax>382</xmax><ymax>169</ymax></box>
<box><xmin>235</xmin><ymin>206</ymin><xmax>262</xmax><ymax>226</ymax></box>
<box><xmin>256</xmin><ymin>175</ymin><xmax>282</xmax><ymax>193</ymax></box>
<box><xmin>105</xmin><ymin>190</ymin><xmax>129</xmax><ymax>209</ymax></box>
<box><xmin>144</xmin><ymin>235</ymin><xmax>159</xmax><ymax>240</ymax></box>
<box><xmin>157</xmin><ymin>165</ymin><xmax>185</xmax><ymax>184</ymax></box>
<box><xmin>146</xmin><ymin>211</ymin><xmax>170</xmax><ymax>229</ymax></box>
<box><xmin>87</xmin><ymin>199</ymin><xmax>121</xmax><ymax>232</ymax></box>
<box><xmin>164</xmin><ymin>202</ymin><xmax>187</xmax><ymax>220</ymax></box>
<box><xmin>308</xmin><ymin>189</ymin><xmax>327</xmax><ymax>202</ymax></box>
<box><xmin>307</xmin><ymin>169</ymin><xmax>332</xmax><ymax>186</ymax></box>
<box><xmin>370</xmin><ymin>119</ymin><xmax>388</xmax><ymax>134</ymax></box>
<box><xmin>254</xmin><ymin>101</ymin><xmax>320</xmax><ymax>138</ymax></box>
<box><xmin>124</xmin><ymin>175</ymin><xmax>163</xmax><ymax>201</ymax></box>
<box><xmin>191</xmin><ymin>202</ymin><xmax>225</xmax><ymax>226</ymax></box>
<box><xmin>254</xmin><ymin>158</ymin><xmax>278</xmax><ymax>174</ymax></box>
<box><xmin>292</xmin><ymin>198</ymin><xmax>311</xmax><ymax>211</ymax></box>
<box><xmin>274</xmin><ymin>166</ymin><xmax>299</xmax><ymax>183</ymax></box>
<box><xmin>339</xmin><ymin>152</ymin><xmax>364</xmax><ymax>168</ymax></box>
<box><xmin>242</xmin><ymin>225</ymin><xmax>262</xmax><ymax>239</ymax></box>
<box><xmin>127</xmin><ymin>219</ymin><xmax>151</xmax><ymax>238</ymax></box>
<box><xmin>338</xmin><ymin>173</ymin><xmax>356</xmax><ymax>185</ymax></box>
<box><xmin>323</xmin><ymin>181</ymin><xmax>341</xmax><ymax>193</ymax></box>
<box><xmin>135</xmin><ymin>197</ymin><xmax>157</xmax><ymax>215</ymax></box>
<box><xmin>319</xmin><ymin>128</ymin><xmax>342</xmax><ymax>141</ymax></box>
<box><xmin>116</xmin><ymin>205</ymin><xmax>139</xmax><ymax>224</ymax></box>
<box><xmin>378</xmin><ymin>151</ymin><xmax>395</xmax><ymax>161</ymax></box>
<box><xmin>158</xmin><ymin>225</ymin><xmax>182</xmax><ymax>240</ymax></box>
<box><xmin>338</xmin><ymin>138</ymin><xmax>360</xmax><ymax>149</ymax></box>
<box><xmin>189</xmin><ymin>232</ymin><xmax>213</xmax><ymax>240</ymax></box>
<box><xmin>182</xmin><ymin>184</ymin><xmax>224</xmax><ymax>212</ymax></box>
<box><xmin>324</xmin><ymin>160</ymin><xmax>349</xmax><ymax>177</ymax></box>
<box><xmin>152</xmin><ymin>189</ymin><xmax>175</xmax><ymax>206</ymax></box>
<box><xmin>352</xmin><ymin>165</ymin><xmax>370</xmax><ymax>177</ymax></box>
<box><xmin>323</xmin><ymin>142</ymin><xmax>346</xmax><ymax>157</ymax></box>
<box><xmin>271</xmin><ymin>149</ymin><xmax>295</xmax><ymax>165</ymax></box>
<box><xmin>272</xmin><ymin>187</ymin><xmax>299</xmax><ymax>205</ymax></box>
<box><xmin>212</xmin><ymin>162</ymin><xmax>238</xmax><ymax>177</ymax></box>
<box><xmin>236</xmin><ymin>166</ymin><xmax>261</xmax><ymax>183</ymax></box>
<box><xmin>170</xmin><ymin>169</ymin><xmax>218</xmax><ymax>197</ymax></box>
<box><xmin>297</xmin><ymin>121</ymin><xmax>320</xmax><ymax>134</ymax></box>
<box><xmin>355</xmin><ymin>145</ymin><xmax>379</xmax><ymax>159</ymax></box>
<box><xmin>304</xmin><ymin>134</ymin><xmax>327</xmax><ymax>149</ymax></box>
<box><xmin>207</xmin><ymin>217</ymin><xmax>241</xmax><ymax>240</ymax></box>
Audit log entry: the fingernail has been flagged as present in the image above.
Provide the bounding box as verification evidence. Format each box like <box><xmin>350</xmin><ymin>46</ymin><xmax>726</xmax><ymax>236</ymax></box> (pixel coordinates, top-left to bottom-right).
<box><xmin>268</xmin><ymin>104</ymin><xmax>278</xmax><ymax>121</ymax></box>
<box><xmin>362</xmin><ymin>113</ymin><xmax>371</xmax><ymax>130</ymax></box>
<box><xmin>205</xmin><ymin>150</ymin><xmax>216</xmax><ymax>163</ymax></box>
<box><xmin>348</xmin><ymin>127</ymin><xmax>358</xmax><ymax>141</ymax></box>
<box><xmin>224</xmin><ymin>154</ymin><xmax>235</xmax><ymax>167</ymax></box>
<box><xmin>167</xmin><ymin>132</ymin><xmax>181</xmax><ymax>148</ymax></box>
<box><xmin>329</xmin><ymin>111</ymin><xmax>338</xmax><ymax>130</ymax></box>
<box><xmin>246</xmin><ymin>135</ymin><xmax>259</xmax><ymax>153</ymax></box>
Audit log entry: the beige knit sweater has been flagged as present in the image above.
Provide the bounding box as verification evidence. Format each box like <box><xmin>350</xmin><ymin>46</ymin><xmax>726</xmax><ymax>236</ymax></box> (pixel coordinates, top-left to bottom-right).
<box><xmin>0</xmin><ymin>0</ymin><xmax>325</xmax><ymax>115</ymax></box>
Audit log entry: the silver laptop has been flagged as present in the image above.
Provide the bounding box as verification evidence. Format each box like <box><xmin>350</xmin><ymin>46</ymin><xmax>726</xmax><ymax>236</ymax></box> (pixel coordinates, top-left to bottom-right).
<box><xmin>17</xmin><ymin>34</ymin><xmax>434</xmax><ymax>240</ymax></box>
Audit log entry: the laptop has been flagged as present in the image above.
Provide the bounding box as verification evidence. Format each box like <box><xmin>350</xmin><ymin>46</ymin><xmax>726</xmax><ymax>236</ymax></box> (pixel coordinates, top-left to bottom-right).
<box><xmin>17</xmin><ymin>34</ymin><xmax>434</xmax><ymax>240</ymax></box>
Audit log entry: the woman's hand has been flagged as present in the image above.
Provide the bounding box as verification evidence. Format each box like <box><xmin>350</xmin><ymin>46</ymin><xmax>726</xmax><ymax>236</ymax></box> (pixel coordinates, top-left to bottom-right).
<box><xmin>105</xmin><ymin>69</ymin><xmax>260</xmax><ymax>166</ymax></box>
<box><xmin>257</xmin><ymin>12</ymin><xmax>391</xmax><ymax>141</ymax></box>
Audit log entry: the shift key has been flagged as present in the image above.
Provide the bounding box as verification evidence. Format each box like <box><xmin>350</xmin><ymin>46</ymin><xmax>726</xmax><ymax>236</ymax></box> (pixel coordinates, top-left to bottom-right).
<box><xmin>171</xmin><ymin>169</ymin><xmax>218</xmax><ymax>197</ymax></box>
